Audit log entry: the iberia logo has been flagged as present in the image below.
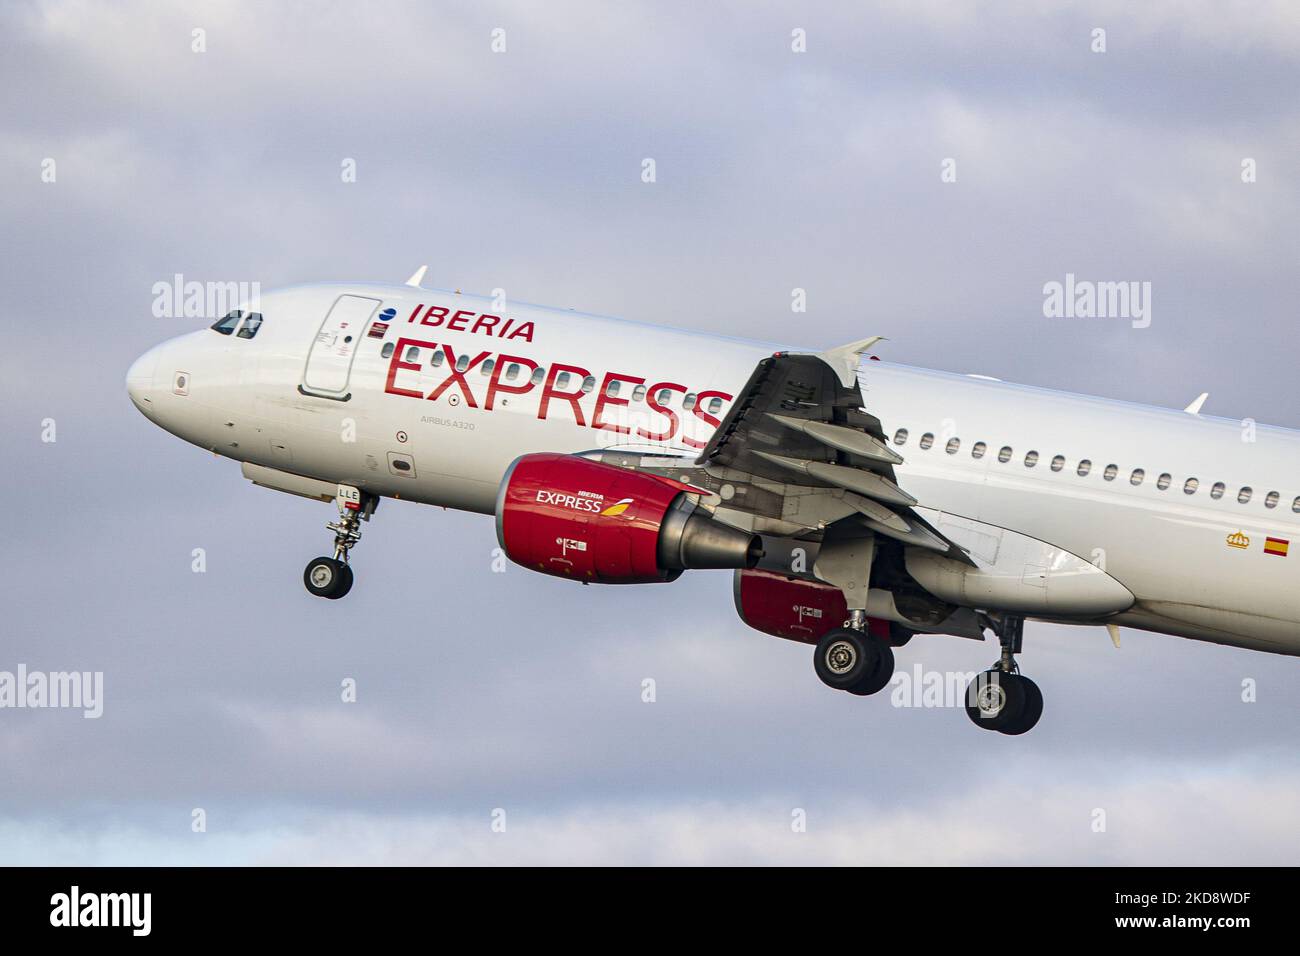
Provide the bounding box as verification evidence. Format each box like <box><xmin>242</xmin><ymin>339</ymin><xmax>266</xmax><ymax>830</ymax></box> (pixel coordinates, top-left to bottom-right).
<box><xmin>600</xmin><ymin>498</ymin><xmax>635</xmax><ymax>517</ymax></box>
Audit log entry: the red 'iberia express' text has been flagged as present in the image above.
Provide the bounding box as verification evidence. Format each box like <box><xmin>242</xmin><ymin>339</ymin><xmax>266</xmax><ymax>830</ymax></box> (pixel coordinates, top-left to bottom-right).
<box><xmin>383</xmin><ymin>304</ymin><xmax>730</xmax><ymax>449</ymax></box>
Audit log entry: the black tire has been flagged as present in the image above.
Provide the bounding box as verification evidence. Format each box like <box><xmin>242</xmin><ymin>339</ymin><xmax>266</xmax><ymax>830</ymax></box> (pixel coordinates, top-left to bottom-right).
<box><xmin>326</xmin><ymin>563</ymin><xmax>354</xmax><ymax>600</ymax></box>
<box><xmin>814</xmin><ymin>629</ymin><xmax>880</xmax><ymax>691</ymax></box>
<box><xmin>847</xmin><ymin>638</ymin><xmax>895</xmax><ymax>696</ymax></box>
<box><xmin>304</xmin><ymin>556</ymin><xmax>347</xmax><ymax>598</ymax></box>
<box><xmin>998</xmin><ymin>676</ymin><xmax>1043</xmax><ymax>735</ymax></box>
<box><xmin>965</xmin><ymin>670</ymin><xmax>1027</xmax><ymax>731</ymax></box>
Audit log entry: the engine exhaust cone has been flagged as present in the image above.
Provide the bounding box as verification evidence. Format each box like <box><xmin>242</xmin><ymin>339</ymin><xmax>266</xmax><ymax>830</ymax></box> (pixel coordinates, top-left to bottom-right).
<box><xmin>658</xmin><ymin>499</ymin><xmax>762</xmax><ymax>571</ymax></box>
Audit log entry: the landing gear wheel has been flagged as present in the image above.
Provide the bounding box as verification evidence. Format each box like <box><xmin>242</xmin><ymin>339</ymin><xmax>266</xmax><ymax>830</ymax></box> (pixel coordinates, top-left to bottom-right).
<box><xmin>965</xmin><ymin>669</ymin><xmax>1028</xmax><ymax>732</ymax></box>
<box><xmin>327</xmin><ymin>563</ymin><xmax>354</xmax><ymax>600</ymax></box>
<box><xmin>303</xmin><ymin>486</ymin><xmax>375</xmax><ymax>600</ymax></box>
<box><xmin>998</xmin><ymin>675</ymin><xmax>1042</xmax><ymax>735</ymax></box>
<box><xmin>814</xmin><ymin>628</ymin><xmax>893</xmax><ymax>695</ymax></box>
<box><xmin>814</xmin><ymin>629</ymin><xmax>879</xmax><ymax>692</ymax></box>
<box><xmin>304</xmin><ymin>557</ymin><xmax>350</xmax><ymax>599</ymax></box>
<box><xmin>847</xmin><ymin>639</ymin><xmax>895</xmax><ymax>696</ymax></box>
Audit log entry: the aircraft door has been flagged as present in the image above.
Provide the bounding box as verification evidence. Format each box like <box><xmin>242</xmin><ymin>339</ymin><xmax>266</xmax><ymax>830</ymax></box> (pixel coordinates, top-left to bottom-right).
<box><xmin>301</xmin><ymin>294</ymin><xmax>381</xmax><ymax>397</ymax></box>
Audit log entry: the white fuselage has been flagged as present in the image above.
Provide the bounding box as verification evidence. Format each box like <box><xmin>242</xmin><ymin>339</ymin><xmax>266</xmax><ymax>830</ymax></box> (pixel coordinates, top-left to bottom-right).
<box><xmin>127</xmin><ymin>283</ymin><xmax>1300</xmax><ymax>655</ymax></box>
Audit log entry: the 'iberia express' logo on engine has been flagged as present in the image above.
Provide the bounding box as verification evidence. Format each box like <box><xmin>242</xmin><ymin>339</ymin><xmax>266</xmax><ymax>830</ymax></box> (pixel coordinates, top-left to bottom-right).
<box><xmin>535</xmin><ymin>489</ymin><xmax>605</xmax><ymax>513</ymax></box>
<box><xmin>534</xmin><ymin>490</ymin><xmax>636</xmax><ymax>517</ymax></box>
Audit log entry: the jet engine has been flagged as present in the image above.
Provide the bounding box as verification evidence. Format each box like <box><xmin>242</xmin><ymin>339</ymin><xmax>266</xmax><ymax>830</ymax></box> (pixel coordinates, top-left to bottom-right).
<box><xmin>495</xmin><ymin>453</ymin><xmax>762</xmax><ymax>584</ymax></box>
<box><xmin>732</xmin><ymin>568</ymin><xmax>901</xmax><ymax>644</ymax></box>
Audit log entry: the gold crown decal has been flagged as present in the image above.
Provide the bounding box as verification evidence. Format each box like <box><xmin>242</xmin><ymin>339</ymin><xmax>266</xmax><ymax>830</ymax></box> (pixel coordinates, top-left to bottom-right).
<box><xmin>1226</xmin><ymin>531</ymin><xmax>1250</xmax><ymax>549</ymax></box>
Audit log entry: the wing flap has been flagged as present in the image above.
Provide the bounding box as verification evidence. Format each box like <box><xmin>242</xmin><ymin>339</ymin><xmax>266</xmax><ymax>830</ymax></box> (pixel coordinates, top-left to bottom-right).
<box><xmin>698</xmin><ymin>341</ymin><xmax>972</xmax><ymax>564</ymax></box>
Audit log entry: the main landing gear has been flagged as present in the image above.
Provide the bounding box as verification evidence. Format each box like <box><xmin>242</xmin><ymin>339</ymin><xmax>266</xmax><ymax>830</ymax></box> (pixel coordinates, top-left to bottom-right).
<box><xmin>813</xmin><ymin>610</ymin><xmax>895</xmax><ymax>697</ymax></box>
<box><xmin>965</xmin><ymin>613</ymin><xmax>1043</xmax><ymax>735</ymax></box>
<box><xmin>303</xmin><ymin>485</ymin><xmax>376</xmax><ymax>600</ymax></box>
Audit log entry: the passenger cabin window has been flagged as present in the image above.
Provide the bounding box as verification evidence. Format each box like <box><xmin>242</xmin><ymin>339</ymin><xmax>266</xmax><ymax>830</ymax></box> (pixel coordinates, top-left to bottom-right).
<box><xmin>945</xmin><ymin>438</ymin><xmax>960</xmax><ymax>455</ymax></box>
<box><xmin>1183</xmin><ymin>477</ymin><xmax>1199</xmax><ymax>495</ymax></box>
<box><xmin>405</xmin><ymin>346</ymin><xmax>421</xmax><ymax>363</ymax></box>
<box><xmin>1130</xmin><ymin>468</ymin><xmax>1145</xmax><ymax>485</ymax></box>
<box><xmin>1104</xmin><ymin>464</ymin><xmax>1118</xmax><ymax>482</ymax></box>
<box><xmin>1024</xmin><ymin>450</ymin><xmax>1039</xmax><ymax>467</ymax></box>
<box><xmin>606</xmin><ymin>380</ymin><xmax>621</xmax><ymax>397</ymax></box>
<box><xmin>210</xmin><ymin>310</ymin><xmax>243</xmax><ymax>335</ymax></box>
<box><xmin>1293</xmin><ymin>496</ymin><xmax>1300</xmax><ymax>513</ymax></box>
<box><xmin>1077</xmin><ymin>459</ymin><xmax>1092</xmax><ymax>477</ymax></box>
<box><xmin>656</xmin><ymin>388</ymin><xmax>672</xmax><ymax>405</ymax></box>
<box><xmin>1050</xmin><ymin>455</ymin><xmax>1065</xmax><ymax>472</ymax></box>
<box><xmin>430</xmin><ymin>349</ymin><xmax>445</xmax><ymax>367</ymax></box>
<box><xmin>631</xmin><ymin>385</ymin><xmax>647</xmax><ymax>402</ymax></box>
<box><xmin>481</xmin><ymin>359</ymin><xmax>495</xmax><ymax>376</ymax></box>
<box><xmin>381</xmin><ymin>342</ymin><xmax>395</xmax><ymax>359</ymax></box>
<box><xmin>456</xmin><ymin>354</ymin><xmax>470</xmax><ymax>373</ymax></box>
<box><xmin>998</xmin><ymin>446</ymin><xmax>1013</xmax><ymax>463</ymax></box>
<box><xmin>1238</xmin><ymin>486</ymin><xmax>1253</xmax><ymax>504</ymax></box>
<box><xmin>919</xmin><ymin>433</ymin><xmax>935</xmax><ymax>450</ymax></box>
<box><xmin>1265</xmin><ymin>491</ymin><xmax>1279</xmax><ymax>509</ymax></box>
<box><xmin>893</xmin><ymin>428</ymin><xmax>909</xmax><ymax>446</ymax></box>
<box><xmin>555</xmin><ymin>372</ymin><xmax>572</xmax><ymax>390</ymax></box>
<box><xmin>971</xmin><ymin>441</ymin><xmax>986</xmax><ymax>459</ymax></box>
<box><xmin>505</xmin><ymin>363</ymin><xmax>521</xmax><ymax>381</ymax></box>
<box><xmin>1210</xmin><ymin>482</ymin><xmax>1225</xmax><ymax>499</ymax></box>
<box><xmin>581</xmin><ymin>376</ymin><xmax>596</xmax><ymax>393</ymax></box>
<box><xmin>1157</xmin><ymin>473</ymin><xmax>1171</xmax><ymax>490</ymax></box>
<box><xmin>530</xmin><ymin>366</ymin><xmax>547</xmax><ymax>385</ymax></box>
<box><xmin>707</xmin><ymin>397</ymin><xmax>723</xmax><ymax>414</ymax></box>
<box><xmin>684</xmin><ymin>393</ymin><xmax>698</xmax><ymax>410</ymax></box>
<box><xmin>236</xmin><ymin>313</ymin><xmax>263</xmax><ymax>339</ymax></box>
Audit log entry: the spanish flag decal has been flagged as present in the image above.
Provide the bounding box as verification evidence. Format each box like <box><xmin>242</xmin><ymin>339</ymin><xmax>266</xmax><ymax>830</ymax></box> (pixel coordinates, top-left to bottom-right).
<box><xmin>1264</xmin><ymin>537</ymin><xmax>1290</xmax><ymax>557</ymax></box>
<box><xmin>600</xmin><ymin>498</ymin><xmax>635</xmax><ymax>517</ymax></box>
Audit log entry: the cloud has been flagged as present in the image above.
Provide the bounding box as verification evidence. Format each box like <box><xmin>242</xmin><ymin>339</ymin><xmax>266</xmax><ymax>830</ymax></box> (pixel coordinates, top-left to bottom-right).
<box><xmin>3</xmin><ymin>758</ymin><xmax>1295</xmax><ymax>865</ymax></box>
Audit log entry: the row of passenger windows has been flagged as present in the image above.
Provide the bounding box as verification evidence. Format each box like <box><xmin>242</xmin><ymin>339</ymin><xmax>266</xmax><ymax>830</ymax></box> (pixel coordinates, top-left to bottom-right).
<box><xmin>893</xmin><ymin>427</ymin><xmax>1300</xmax><ymax>513</ymax></box>
<box><xmin>210</xmin><ymin>310</ymin><xmax>263</xmax><ymax>339</ymax></box>
<box><xmin>381</xmin><ymin>341</ymin><xmax>723</xmax><ymax>413</ymax></box>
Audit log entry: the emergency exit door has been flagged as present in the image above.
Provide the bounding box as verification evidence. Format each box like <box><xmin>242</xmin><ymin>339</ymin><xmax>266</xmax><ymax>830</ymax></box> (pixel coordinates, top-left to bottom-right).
<box><xmin>301</xmin><ymin>295</ymin><xmax>381</xmax><ymax>397</ymax></box>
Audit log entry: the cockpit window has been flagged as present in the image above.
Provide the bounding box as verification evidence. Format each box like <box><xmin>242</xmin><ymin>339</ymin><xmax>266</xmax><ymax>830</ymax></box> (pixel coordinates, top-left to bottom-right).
<box><xmin>211</xmin><ymin>310</ymin><xmax>243</xmax><ymax>335</ymax></box>
<box><xmin>236</xmin><ymin>313</ymin><xmax>263</xmax><ymax>339</ymax></box>
<box><xmin>212</xmin><ymin>309</ymin><xmax>263</xmax><ymax>338</ymax></box>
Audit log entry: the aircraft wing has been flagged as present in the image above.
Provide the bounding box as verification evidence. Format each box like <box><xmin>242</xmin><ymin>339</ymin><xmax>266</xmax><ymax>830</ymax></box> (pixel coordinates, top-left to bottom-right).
<box><xmin>692</xmin><ymin>341</ymin><xmax>973</xmax><ymax>562</ymax></box>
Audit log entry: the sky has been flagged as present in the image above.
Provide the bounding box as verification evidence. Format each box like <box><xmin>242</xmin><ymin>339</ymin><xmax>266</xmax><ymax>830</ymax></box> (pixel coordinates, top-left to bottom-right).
<box><xmin>1</xmin><ymin>0</ymin><xmax>1298</xmax><ymax>865</ymax></box>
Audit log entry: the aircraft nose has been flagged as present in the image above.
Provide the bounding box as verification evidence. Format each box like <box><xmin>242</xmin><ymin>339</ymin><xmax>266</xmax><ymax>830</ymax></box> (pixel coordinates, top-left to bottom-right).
<box><xmin>126</xmin><ymin>348</ymin><xmax>159</xmax><ymax>412</ymax></box>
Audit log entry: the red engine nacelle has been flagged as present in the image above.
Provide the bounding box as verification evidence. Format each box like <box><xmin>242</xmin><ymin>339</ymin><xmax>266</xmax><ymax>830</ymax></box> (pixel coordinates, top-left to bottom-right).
<box><xmin>733</xmin><ymin>568</ymin><xmax>897</xmax><ymax>644</ymax></box>
<box><xmin>496</xmin><ymin>453</ymin><xmax>761</xmax><ymax>584</ymax></box>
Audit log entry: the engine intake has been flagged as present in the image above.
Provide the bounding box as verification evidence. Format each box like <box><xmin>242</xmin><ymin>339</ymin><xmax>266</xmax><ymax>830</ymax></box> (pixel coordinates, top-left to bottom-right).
<box><xmin>496</xmin><ymin>453</ymin><xmax>761</xmax><ymax>584</ymax></box>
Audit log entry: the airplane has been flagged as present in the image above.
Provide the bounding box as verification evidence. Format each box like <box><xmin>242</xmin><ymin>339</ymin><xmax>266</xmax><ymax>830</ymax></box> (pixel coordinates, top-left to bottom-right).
<box><xmin>125</xmin><ymin>274</ymin><xmax>1300</xmax><ymax>734</ymax></box>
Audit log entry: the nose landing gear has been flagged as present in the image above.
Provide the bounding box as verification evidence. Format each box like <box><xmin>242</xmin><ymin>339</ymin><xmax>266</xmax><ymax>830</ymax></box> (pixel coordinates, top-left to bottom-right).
<box><xmin>965</xmin><ymin>614</ymin><xmax>1043</xmax><ymax>735</ymax></box>
<box><xmin>304</xmin><ymin>556</ymin><xmax>353</xmax><ymax>599</ymax></box>
<box><xmin>303</xmin><ymin>484</ymin><xmax>376</xmax><ymax>600</ymax></box>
